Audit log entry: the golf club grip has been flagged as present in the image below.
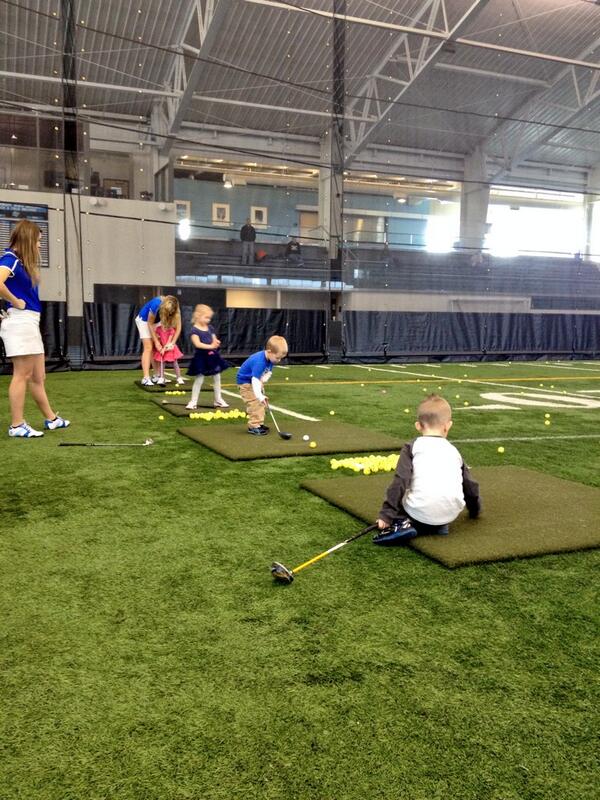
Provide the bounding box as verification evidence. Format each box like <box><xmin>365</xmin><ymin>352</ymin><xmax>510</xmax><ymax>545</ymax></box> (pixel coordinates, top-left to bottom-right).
<box><xmin>346</xmin><ymin>523</ymin><xmax>379</xmax><ymax>542</ymax></box>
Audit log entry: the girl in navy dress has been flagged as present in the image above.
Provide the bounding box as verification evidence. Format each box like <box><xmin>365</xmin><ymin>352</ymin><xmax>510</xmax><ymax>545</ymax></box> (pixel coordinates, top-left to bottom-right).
<box><xmin>0</xmin><ymin>220</ymin><xmax>70</xmax><ymax>438</ymax></box>
<box><xmin>186</xmin><ymin>304</ymin><xmax>230</xmax><ymax>410</ymax></box>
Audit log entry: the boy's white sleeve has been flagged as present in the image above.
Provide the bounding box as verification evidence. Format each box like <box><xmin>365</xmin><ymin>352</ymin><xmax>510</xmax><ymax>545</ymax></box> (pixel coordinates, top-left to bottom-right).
<box><xmin>262</xmin><ymin>370</ymin><xmax>272</xmax><ymax>384</ymax></box>
<box><xmin>251</xmin><ymin>376</ymin><xmax>266</xmax><ymax>402</ymax></box>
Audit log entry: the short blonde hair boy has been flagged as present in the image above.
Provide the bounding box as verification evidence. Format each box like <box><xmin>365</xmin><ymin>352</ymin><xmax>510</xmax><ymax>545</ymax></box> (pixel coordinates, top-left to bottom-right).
<box><xmin>266</xmin><ymin>335</ymin><xmax>288</xmax><ymax>356</ymax></box>
<box><xmin>417</xmin><ymin>394</ymin><xmax>452</xmax><ymax>428</ymax></box>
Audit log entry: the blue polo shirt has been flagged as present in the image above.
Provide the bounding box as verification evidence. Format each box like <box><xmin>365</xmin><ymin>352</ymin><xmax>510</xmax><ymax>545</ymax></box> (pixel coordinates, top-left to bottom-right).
<box><xmin>138</xmin><ymin>297</ymin><xmax>161</xmax><ymax>321</ymax></box>
<box><xmin>236</xmin><ymin>351</ymin><xmax>273</xmax><ymax>385</ymax></box>
<box><xmin>0</xmin><ymin>249</ymin><xmax>41</xmax><ymax>312</ymax></box>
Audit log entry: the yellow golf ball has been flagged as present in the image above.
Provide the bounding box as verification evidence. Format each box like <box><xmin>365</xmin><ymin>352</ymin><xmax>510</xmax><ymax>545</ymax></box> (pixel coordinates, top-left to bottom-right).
<box><xmin>158</xmin><ymin>415</ymin><xmax>164</xmax><ymax>420</ymax></box>
<box><xmin>329</xmin><ymin>410</ymin><xmax>335</xmax><ymax>416</ymax></box>
<box><xmin>309</xmin><ymin>441</ymin><xmax>317</xmax><ymax>448</ymax></box>
<box><xmin>404</xmin><ymin>408</ymin><xmax>410</xmax><ymax>413</ymax></box>
<box><xmin>544</xmin><ymin>413</ymin><xmax>551</xmax><ymax>419</ymax></box>
<box><xmin>544</xmin><ymin>420</ymin><xmax>551</xmax><ymax>426</ymax></box>
<box><xmin>285</xmin><ymin>377</ymin><xmax>289</xmax><ymax>381</ymax></box>
<box><xmin>497</xmin><ymin>446</ymin><xmax>505</xmax><ymax>454</ymax></box>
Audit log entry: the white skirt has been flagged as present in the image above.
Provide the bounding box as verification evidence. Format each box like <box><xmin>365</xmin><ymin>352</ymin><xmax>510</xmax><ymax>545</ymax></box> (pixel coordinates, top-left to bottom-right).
<box><xmin>0</xmin><ymin>308</ymin><xmax>44</xmax><ymax>357</ymax></box>
<box><xmin>135</xmin><ymin>315</ymin><xmax>152</xmax><ymax>340</ymax></box>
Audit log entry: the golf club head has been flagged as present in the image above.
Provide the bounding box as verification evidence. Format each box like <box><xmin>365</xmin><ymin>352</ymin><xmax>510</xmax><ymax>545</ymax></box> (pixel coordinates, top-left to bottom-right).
<box><xmin>144</xmin><ymin>438</ymin><xmax>155</xmax><ymax>446</ymax></box>
<box><xmin>279</xmin><ymin>432</ymin><xmax>292</xmax><ymax>440</ymax></box>
<box><xmin>270</xmin><ymin>561</ymin><xmax>294</xmax><ymax>584</ymax></box>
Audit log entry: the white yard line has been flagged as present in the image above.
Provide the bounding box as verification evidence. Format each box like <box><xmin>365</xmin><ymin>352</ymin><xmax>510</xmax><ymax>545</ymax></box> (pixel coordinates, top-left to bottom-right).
<box><xmin>527</xmin><ymin>363</ymin><xmax>600</xmax><ymax>373</ymax></box>
<box><xmin>452</xmin><ymin>434</ymin><xmax>600</xmax><ymax>443</ymax></box>
<box><xmin>350</xmin><ymin>364</ymin><xmax>580</xmax><ymax>398</ymax></box>
<box><xmin>220</xmin><ymin>389</ymin><xmax>319</xmax><ymax>421</ymax></box>
<box><xmin>315</xmin><ymin>365</ymin><xmax>331</xmax><ymax>369</ymax></box>
<box><xmin>576</xmin><ymin>389</ymin><xmax>600</xmax><ymax>394</ymax></box>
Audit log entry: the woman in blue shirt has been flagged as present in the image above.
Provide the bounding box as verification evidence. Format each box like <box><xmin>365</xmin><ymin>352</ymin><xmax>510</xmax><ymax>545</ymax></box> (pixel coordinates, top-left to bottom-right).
<box><xmin>135</xmin><ymin>294</ymin><xmax>181</xmax><ymax>386</ymax></box>
<box><xmin>0</xmin><ymin>219</ymin><xmax>70</xmax><ymax>438</ymax></box>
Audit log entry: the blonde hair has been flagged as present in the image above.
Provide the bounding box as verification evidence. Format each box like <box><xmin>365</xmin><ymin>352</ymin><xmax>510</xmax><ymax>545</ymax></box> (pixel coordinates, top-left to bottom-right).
<box><xmin>266</xmin><ymin>335</ymin><xmax>288</xmax><ymax>356</ymax></box>
<box><xmin>417</xmin><ymin>394</ymin><xmax>452</xmax><ymax>428</ymax></box>
<box><xmin>159</xmin><ymin>295</ymin><xmax>180</xmax><ymax>328</ymax></box>
<box><xmin>192</xmin><ymin>303</ymin><xmax>213</xmax><ymax>326</ymax></box>
<box><xmin>9</xmin><ymin>219</ymin><xmax>41</xmax><ymax>285</ymax></box>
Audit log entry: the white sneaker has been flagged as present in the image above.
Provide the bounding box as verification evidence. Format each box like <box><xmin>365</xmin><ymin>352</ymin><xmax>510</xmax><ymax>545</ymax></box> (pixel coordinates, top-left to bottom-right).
<box><xmin>8</xmin><ymin>421</ymin><xmax>43</xmax><ymax>438</ymax></box>
<box><xmin>141</xmin><ymin>377</ymin><xmax>153</xmax><ymax>386</ymax></box>
<box><xmin>176</xmin><ymin>377</ymin><xmax>185</xmax><ymax>385</ymax></box>
<box><xmin>185</xmin><ymin>401</ymin><xmax>197</xmax><ymax>410</ymax></box>
<box><xmin>155</xmin><ymin>377</ymin><xmax>166</xmax><ymax>386</ymax></box>
<box><xmin>214</xmin><ymin>399</ymin><xmax>229</xmax><ymax>408</ymax></box>
<box><xmin>44</xmin><ymin>415</ymin><xmax>70</xmax><ymax>430</ymax></box>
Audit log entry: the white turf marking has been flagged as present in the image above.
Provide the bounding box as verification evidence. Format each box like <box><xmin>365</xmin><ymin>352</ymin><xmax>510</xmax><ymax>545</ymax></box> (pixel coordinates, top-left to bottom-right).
<box><xmin>529</xmin><ymin>363</ymin><xmax>600</xmax><ymax>373</ymax></box>
<box><xmin>576</xmin><ymin>389</ymin><xmax>600</xmax><ymax>394</ymax></box>
<box><xmin>220</xmin><ymin>389</ymin><xmax>319</xmax><ymax>421</ymax></box>
<box><xmin>350</xmin><ymin>364</ymin><xmax>580</xmax><ymax>399</ymax></box>
<box><xmin>315</xmin><ymin>365</ymin><xmax>331</xmax><ymax>369</ymax></box>
<box><xmin>459</xmin><ymin>363</ymin><xmax>478</xmax><ymax>368</ymax></box>
<box><xmin>454</xmin><ymin>404</ymin><xmax>519</xmax><ymax>411</ymax></box>
<box><xmin>452</xmin><ymin>434</ymin><xmax>600</xmax><ymax>443</ymax></box>
<box><xmin>278</xmin><ymin>365</ymin><xmax>290</xmax><ymax>369</ymax></box>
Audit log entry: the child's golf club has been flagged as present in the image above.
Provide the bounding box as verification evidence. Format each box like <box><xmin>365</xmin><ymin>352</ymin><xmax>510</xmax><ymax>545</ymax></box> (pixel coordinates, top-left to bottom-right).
<box><xmin>271</xmin><ymin>523</ymin><xmax>379</xmax><ymax>584</ymax></box>
<box><xmin>59</xmin><ymin>438</ymin><xmax>155</xmax><ymax>447</ymax></box>
<box><xmin>266</xmin><ymin>403</ymin><xmax>292</xmax><ymax>440</ymax></box>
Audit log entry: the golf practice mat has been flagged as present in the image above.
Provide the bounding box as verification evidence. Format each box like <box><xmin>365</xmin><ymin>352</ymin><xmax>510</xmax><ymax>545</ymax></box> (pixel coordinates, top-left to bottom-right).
<box><xmin>151</xmin><ymin>394</ymin><xmax>245</xmax><ymax>417</ymax></box>
<box><xmin>300</xmin><ymin>466</ymin><xmax>600</xmax><ymax>568</ymax></box>
<box><xmin>178</xmin><ymin>420</ymin><xmax>404</xmax><ymax>460</ymax></box>
<box><xmin>135</xmin><ymin>379</ymin><xmax>211</xmax><ymax>393</ymax></box>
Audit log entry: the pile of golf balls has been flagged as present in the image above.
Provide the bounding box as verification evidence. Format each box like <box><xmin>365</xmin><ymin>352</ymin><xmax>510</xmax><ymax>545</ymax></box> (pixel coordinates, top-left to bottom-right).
<box><xmin>330</xmin><ymin>453</ymin><xmax>399</xmax><ymax>475</ymax></box>
<box><xmin>165</xmin><ymin>390</ymin><xmax>186</xmax><ymax>396</ymax></box>
<box><xmin>189</xmin><ymin>409</ymin><xmax>247</xmax><ymax>421</ymax></box>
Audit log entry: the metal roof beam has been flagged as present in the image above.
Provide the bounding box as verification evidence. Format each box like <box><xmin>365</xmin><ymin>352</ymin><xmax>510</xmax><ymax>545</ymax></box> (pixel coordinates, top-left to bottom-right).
<box><xmin>0</xmin><ymin>70</ymin><xmax>178</xmax><ymax>97</ymax></box>
<box><xmin>160</xmin><ymin>0</ymin><xmax>227</xmax><ymax>156</ymax></box>
<box><xmin>345</xmin><ymin>0</ymin><xmax>492</xmax><ymax>163</ymax></box>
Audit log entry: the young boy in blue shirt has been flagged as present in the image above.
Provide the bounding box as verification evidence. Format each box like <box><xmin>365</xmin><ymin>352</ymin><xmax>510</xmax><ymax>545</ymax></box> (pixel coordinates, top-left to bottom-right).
<box><xmin>236</xmin><ymin>336</ymin><xmax>288</xmax><ymax>435</ymax></box>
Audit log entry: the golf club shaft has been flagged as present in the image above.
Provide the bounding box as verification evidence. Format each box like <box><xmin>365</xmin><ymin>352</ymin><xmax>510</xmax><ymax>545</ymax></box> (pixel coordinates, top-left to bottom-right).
<box><xmin>291</xmin><ymin>524</ymin><xmax>378</xmax><ymax>575</ymax></box>
<box><xmin>59</xmin><ymin>442</ymin><xmax>149</xmax><ymax>447</ymax></box>
<box><xmin>267</xmin><ymin>404</ymin><xmax>282</xmax><ymax>434</ymax></box>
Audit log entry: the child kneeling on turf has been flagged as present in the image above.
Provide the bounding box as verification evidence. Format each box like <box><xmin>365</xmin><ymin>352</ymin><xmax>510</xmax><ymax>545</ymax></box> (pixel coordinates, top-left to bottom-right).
<box><xmin>236</xmin><ymin>335</ymin><xmax>288</xmax><ymax>435</ymax></box>
<box><xmin>373</xmin><ymin>394</ymin><xmax>481</xmax><ymax>545</ymax></box>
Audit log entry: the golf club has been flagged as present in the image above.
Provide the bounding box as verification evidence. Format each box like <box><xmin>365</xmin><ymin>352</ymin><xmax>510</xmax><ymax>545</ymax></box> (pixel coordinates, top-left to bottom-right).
<box><xmin>271</xmin><ymin>523</ymin><xmax>379</xmax><ymax>584</ymax></box>
<box><xmin>266</xmin><ymin>403</ymin><xmax>292</xmax><ymax>440</ymax></box>
<box><xmin>59</xmin><ymin>438</ymin><xmax>155</xmax><ymax>448</ymax></box>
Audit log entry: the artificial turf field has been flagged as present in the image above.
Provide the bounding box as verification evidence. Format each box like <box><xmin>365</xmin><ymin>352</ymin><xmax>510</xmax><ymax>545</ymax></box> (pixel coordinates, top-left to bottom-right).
<box><xmin>1</xmin><ymin>361</ymin><xmax>599</xmax><ymax>800</ymax></box>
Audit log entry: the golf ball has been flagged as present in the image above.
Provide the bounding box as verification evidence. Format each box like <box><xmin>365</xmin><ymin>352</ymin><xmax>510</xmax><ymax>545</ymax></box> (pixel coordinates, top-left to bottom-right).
<box><xmin>544</xmin><ymin>420</ymin><xmax>551</xmax><ymax>426</ymax></box>
<box><xmin>309</xmin><ymin>441</ymin><xmax>317</xmax><ymax>448</ymax></box>
<box><xmin>285</xmin><ymin>377</ymin><xmax>289</xmax><ymax>381</ymax></box>
<box><xmin>544</xmin><ymin>413</ymin><xmax>551</xmax><ymax>419</ymax></box>
<box><xmin>404</xmin><ymin>408</ymin><xmax>410</xmax><ymax>413</ymax></box>
<box><xmin>497</xmin><ymin>446</ymin><xmax>505</xmax><ymax>454</ymax></box>
<box><xmin>329</xmin><ymin>410</ymin><xmax>335</xmax><ymax>415</ymax></box>
<box><xmin>302</xmin><ymin>434</ymin><xmax>310</xmax><ymax>441</ymax></box>
<box><xmin>158</xmin><ymin>415</ymin><xmax>165</xmax><ymax>420</ymax></box>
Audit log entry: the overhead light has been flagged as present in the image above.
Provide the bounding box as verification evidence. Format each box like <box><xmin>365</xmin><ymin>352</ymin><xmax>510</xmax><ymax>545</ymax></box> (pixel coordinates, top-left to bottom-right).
<box><xmin>178</xmin><ymin>218</ymin><xmax>191</xmax><ymax>240</ymax></box>
<box><xmin>223</xmin><ymin>175</ymin><xmax>233</xmax><ymax>189</ymax></box>
<box><xmin>181</xmin><ymin>154</ymin><xmax>188</xmax><ymax>160</ymax></box>
<box><xmin>397</xmin><ymin>197</ymin><xmax>407</xmax><ymax>204</ymax></box>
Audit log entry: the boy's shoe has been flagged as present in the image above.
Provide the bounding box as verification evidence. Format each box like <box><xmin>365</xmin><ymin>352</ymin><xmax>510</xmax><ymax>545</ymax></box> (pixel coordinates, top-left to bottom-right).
<box><xmin>8</xmin><ymin>421</ymin><xmax>43</xmax><ymax>438</ymax></box>
<box><xmin>248</xmin><ymin>426</ymin><xmax>269</xmax><ymax>436</ymax></box>
<box><xmin>141</xmin><ymin>377</ymin><xmax>153</xmax><ymax>386</ymax></box>
<box><xmin>372</xmin><ymin>519</ymin><xmax>417</xmax><ymax>546</ymax></box>
<box><xmin>176</xmin><ymin>377</ymin><xmax>186</xmax><ymax>385</ymax></box>
<box><xmin>258</xmin><ymin>424</ymin><xmax>270</xmax><ymax>432</ymax></box>
<box><xmin>44</xmin><ymin>415</ymin><xmax>70</xmax><ymax>430</ymax></box>
<box><xmin>214</xmin><ymin>399</ymin><xmax>229</xmax><ymax>408</ymax></box>
<box><xmin>185</xmin><ymin>402</ymin><xmax>197</xmax><ymax>410</ymax></box>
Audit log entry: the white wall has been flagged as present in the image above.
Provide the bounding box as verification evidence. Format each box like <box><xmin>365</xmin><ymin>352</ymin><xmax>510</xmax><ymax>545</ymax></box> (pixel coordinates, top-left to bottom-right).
<box><xmin>1</xmin><ymin>189</ymin><xmax>176</xmax><ymax>311</ymax></box>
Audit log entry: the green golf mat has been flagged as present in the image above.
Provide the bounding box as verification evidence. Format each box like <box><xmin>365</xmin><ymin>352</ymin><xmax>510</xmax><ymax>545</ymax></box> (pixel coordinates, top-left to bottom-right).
<box><xmin>151</xmin><ymin>394</ymin><xmax>245</xmax><ymax>417</ymax></box>
<box><xmin>301</xmin><ymin>467</ymin><xmax>600</xmax><ymax>568</ymax></box>
<box><xmin>135</xmin><ymin>379</ymin><xmax>211</xmax><ymax>393</ymax></box>
<box><xmin>178</xmin><ymin>420</ymin><xmax>404</xmax><ymax>460</ymax></box>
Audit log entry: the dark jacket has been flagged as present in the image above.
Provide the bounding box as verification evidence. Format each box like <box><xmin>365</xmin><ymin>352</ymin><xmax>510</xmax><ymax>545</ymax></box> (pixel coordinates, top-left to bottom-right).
<box><xmin>379</xmin><ymin>438</ymin><xmax>481</xmax><ymax>523</ymax></box>
<box><xmin>240</xmin><ymin>224</ymin><xmax>256</xmax><ymax>242</ymax></box>
<box><xmin>286</xmin><ymin>240</ymin><xmax>301</xmax><ymax>256</ymax></box>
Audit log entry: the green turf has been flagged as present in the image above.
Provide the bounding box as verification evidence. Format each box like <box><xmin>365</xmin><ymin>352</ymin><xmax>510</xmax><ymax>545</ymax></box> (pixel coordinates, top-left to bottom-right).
<box><xmin>134</xmin><ymin>378</ymin><xmax>217</xmax><ymax>392</ymax></box>
<box><xmin>1</xmin><ymin>364</ymin><xmax>599</xmax><ymax>800</ymax></box>
<box><xmin>178</xmin><ymin>419</ymin><xmax>404</xmax><ymax>459</ymax></box>
<box><xmin>151</xmin><ymin>394</ymin><xmax>245</xmax><ymax>416</ymax></box>
<box><xmin>301</xmin><ymin>467</ymin><xmax>600</xmax><ymax>567</ymax></box>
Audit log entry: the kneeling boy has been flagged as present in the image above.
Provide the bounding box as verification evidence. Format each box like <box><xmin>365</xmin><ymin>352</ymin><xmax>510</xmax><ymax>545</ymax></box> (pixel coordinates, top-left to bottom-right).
<box><xmin>374</xmin><ymin>394</ymin><xmax>480</xmax><ymax>545</ymax></box>
<box><xmin>237</xmin><ymin>336</ymin><xmax>288</xmax><ymax>435</ymax></box>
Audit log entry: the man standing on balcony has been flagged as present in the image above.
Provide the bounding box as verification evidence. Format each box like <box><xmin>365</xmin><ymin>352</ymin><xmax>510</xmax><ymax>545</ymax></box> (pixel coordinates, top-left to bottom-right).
<box><xmin>240</xmin><ymin>218</ymin><xmax>256</xmax><ymax>265</ymax></box>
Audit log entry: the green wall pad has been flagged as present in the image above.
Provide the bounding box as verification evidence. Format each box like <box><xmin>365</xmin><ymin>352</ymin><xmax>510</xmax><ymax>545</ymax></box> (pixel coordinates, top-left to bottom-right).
<box><xmin>152</xmin><ymin>395</ymin><xmax>245</xmax><ymax>417</ymax></box>
<box><xmin>178</xmin><ymin>421</ymin><xmax>404</xmax><ymax>460</ymax></box>
<box><xmin>301</xmin><ymin>467</ymin><xmax>600</xmax><ymax>568</ymax></box>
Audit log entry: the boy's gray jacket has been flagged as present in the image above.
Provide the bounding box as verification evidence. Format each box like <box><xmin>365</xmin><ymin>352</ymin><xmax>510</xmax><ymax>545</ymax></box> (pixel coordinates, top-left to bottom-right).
<box><xmin>379</xmin><ymin>438</ymin><xmax>481</xmax><ymax>524</ymax></box>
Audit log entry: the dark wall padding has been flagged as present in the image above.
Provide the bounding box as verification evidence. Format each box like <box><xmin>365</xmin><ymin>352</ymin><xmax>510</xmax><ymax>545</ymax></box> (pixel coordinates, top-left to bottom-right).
<box><xmin>83</xmin><ymin>303</ymin><xmax>326</xmax><ymax>363</ymax></box>
<box><xmin>41</xmin><ymin>301</ymin><xmax>68</xmax><ymax>360</ymax></box>
<box><xmin>344</xmin><ymin>310</ymin><xmax>600</xmax><ymax>358</ymax></box>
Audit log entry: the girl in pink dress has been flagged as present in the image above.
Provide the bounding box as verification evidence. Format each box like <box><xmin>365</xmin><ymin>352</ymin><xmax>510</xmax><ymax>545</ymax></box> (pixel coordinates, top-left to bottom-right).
<box><xmin>152</xmin><ymin>300</ymin><xmax>184</xmax><ymax>385</ymax></box>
